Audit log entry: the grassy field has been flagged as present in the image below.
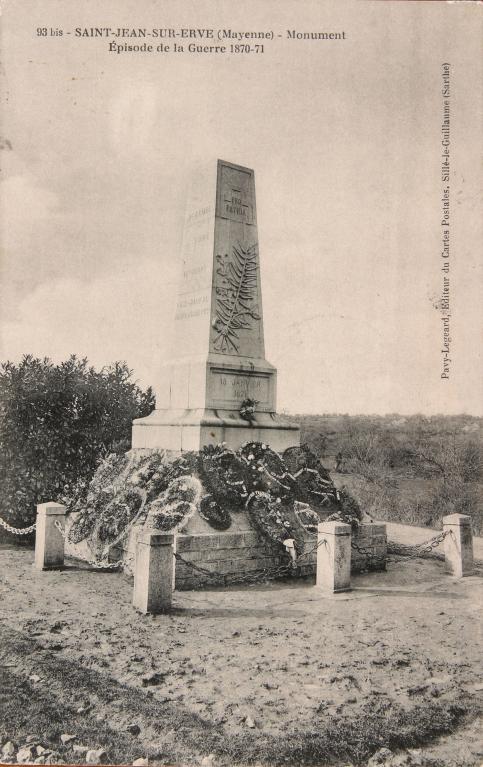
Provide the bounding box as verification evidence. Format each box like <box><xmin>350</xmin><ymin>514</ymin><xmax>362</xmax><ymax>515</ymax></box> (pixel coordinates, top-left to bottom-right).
<box><xmin>292</xmin><ymin>414</ymin><xmax>483</xmax><ymax>535</ymax></box>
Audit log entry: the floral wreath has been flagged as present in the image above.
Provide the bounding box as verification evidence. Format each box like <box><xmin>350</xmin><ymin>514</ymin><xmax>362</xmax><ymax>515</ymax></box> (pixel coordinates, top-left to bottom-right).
<box><xmin>239</xmin><ymin>398</ymin><xmax>259</xmax><ymax>421</ymax></box>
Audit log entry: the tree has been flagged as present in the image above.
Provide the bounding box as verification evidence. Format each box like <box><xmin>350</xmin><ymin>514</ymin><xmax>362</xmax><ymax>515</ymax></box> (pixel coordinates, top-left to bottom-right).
<box><xmin>0</xmin><ymin>355</ymin><xmax>155</xmax><ymax>532</ymax></box>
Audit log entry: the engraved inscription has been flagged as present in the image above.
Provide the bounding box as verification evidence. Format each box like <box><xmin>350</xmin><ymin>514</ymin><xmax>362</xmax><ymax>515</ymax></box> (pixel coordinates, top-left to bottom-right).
<box><xmin>219</xmin><ymin>374</ymin><xmax>262</xmax><ymax>401</ymax></box>
<box><xmin>183</xmin><ymin>264</ymin><xmax>207</xmax><ymax>280</ymax></box>
<box><xmin>175</xmin><ymin>293</ymin><xmax>209</xmax><ymax>321</ymax></box>
<box><xmin>223</xmin><ymin>189</ymin><xmax>250</xmax><ymax>219</ymax></box>
<box><xmin>187</xmin><ymin>205</ymin><xmax>213</xmax><ymax>225</ymax></box>
<box><xmin>210</xmin><ymin>370</ymin><xmax>270</xmax><ymax>408</ymax></box>
<box><xmin>175</xmin><ymin>306</ymin><xmax>210</xmax><ymax>321</ymax></box>
<box><xmin>217</xmin><ymin>164</ymin><xmax>255</xmax><ymax>224</ymax></box>
<box><xmin>179</xmin><ymin>263</ymin><xmax>210</xmax><ymax>296</ymax></box>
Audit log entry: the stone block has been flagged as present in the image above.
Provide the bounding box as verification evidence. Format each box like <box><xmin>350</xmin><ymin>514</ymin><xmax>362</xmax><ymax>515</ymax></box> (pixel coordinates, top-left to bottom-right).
<box><xmin>375</xmin><ymin>525</ymin><xmax>387</xmax><ymax>535</ymax></box>
<box><xmin>178</xmin><ymin>582</ymin><xmax>196</xmax><ymax>590</ymax></box>
<box><xmin>172</xmin><ymin>518</ymin><xmax>389</xmax><ymax>589</ymax></box>
<box><xmin>176</xmin><ymin>534</ymin><xmax>219</xmax><ymax>552</ymax></box>
<box><xmin>34</xmin><ymin>502</ymin><xmax>66</xmax><ymax>571</ymax></box>
<box><xmin>443</xmin><ymin>514</ymin><xmax>473</xmax><ymax>577</ymax></box>
<box><xmin>181</xmin><ymin>559</ymin><xmax>219</xmax><ymax>573</ymax></box>
<box><xmin>215</xmin><ymin>548</ymin><xmax>239</xmax><ymax>561</ymax></box>
<box><xmin>373</xmin><ymin>544</ymin><xmax>387</xmax><ymax>554</ymax></box>
<box><xmin>217</xmin><ymin>532</ymin><xmax>258</xmax><ymax>548</ymax></box>
<box><xmin>371</xmin><ymin>536</ymin><xmax>387</xmax><ymax>545</ymax></box>
<box><xmin>315</xmin><ymin>521</ymin><xmax>351</xmax><ymax>593</ymax></box>
<box><xmin>213</xmin><ymin>558</ymin><xmax>258</xmax><ymax>574</ymax></box>
<box><xmin>175</xmin><ymin>535</ymin><xmax>196</xmax><ymax>552</ymax></box>
<box><xmin>299</xmin><ymin>564</ymin><xmax>314</xmax><ymax>576</ymax></box>
<box><xmin>133</xmin><ymin>531</ymin><xmax>174</xmax><ymax>614</ymax></box>
<box><xmin>177</xmin><ymin>549</ymin><xmax>204</xmax><ymax>563</ymax></box>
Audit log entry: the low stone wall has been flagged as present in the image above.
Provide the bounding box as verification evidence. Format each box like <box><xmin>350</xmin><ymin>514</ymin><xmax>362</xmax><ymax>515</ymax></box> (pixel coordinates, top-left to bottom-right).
<box><xmin>174</xmin><ymin>531</ymin><xmax>288</xmax><ymax>589</ymax></box>
<box><xmin>173</xmin><ymin>522</ymin><xmax>387</xmax><ymax>589</ymax></box>
<box><xmin>66</xmin><ymin>512</ymin><xmax>386</xmax><ymax>589</ymax></box>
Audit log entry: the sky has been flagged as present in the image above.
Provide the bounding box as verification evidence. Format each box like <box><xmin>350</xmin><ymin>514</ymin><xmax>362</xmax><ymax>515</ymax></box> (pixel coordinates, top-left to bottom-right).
<box><xmin>1</xmin><ymin>0</ymin><xmax>482</xmax><ymax>415</ymax></box>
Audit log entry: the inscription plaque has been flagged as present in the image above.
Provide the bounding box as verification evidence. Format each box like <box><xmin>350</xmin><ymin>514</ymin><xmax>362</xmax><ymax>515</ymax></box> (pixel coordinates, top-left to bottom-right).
<box><xmin>210</xmin><ymin>369</ymin><xmax>270</xmax><ymax>410</ymax></box>
<box><xmin>216</xmin><ymin>162</ymin><xmax>255</xmax><ymax>224</ymax></box>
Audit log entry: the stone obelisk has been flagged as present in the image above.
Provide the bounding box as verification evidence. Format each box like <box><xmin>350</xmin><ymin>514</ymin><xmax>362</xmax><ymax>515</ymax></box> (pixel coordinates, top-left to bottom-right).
<box><xmin>132</xmin><ymin>159</ymin><xmax>300</xmax><ymax>452</ymax></box>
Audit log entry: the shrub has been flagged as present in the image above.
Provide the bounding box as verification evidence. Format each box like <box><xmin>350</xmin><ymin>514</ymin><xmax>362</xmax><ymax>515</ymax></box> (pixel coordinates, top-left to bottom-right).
<box><xmin>0</xmin><ymin>355</ymin><xmax>155</xmax><ymax>533</ymax></box>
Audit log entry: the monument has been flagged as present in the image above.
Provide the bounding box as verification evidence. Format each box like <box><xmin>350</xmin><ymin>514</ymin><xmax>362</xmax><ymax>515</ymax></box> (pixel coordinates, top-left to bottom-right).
<box><xmin>132</xmin><ymin>159</ymin><xmax>300</xmax><ymax>452</ymax></box>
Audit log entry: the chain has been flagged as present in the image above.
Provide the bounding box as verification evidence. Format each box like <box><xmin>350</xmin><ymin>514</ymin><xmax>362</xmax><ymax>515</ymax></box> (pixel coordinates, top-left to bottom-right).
<box><xmin>351</xmin><ymin>530</ymin><xmax>449</xmax><ymax>566</ymax></box>
<box><xmin>387</xmin><ymin>530</ymin><xmax>450</xmax><ymax>560</ymax></box>
<box><xmin>298</xmin><ymin>538</ymin><xmax>325</xmax><ymax>562</ymax></box>
<box><xmin>54</xmin><ymin>519</ymin><xmax>122</xmax><ymax>570</ymax></box>
<box><xmin>0</xmin><ymin>516</ymin><xmax>36</xmax><ymax>535</ymax></box>
<box><xmin>53</xmin><ymin>519</ymin><xmax>68</xmax><ymax>540</ymax></box>
<box><xmin>52</xmin><ymin>486</ymin><xmax>148</xmax><ymax>572</ymax></box>
<box><xmin>81</xmin><ymin>557</ymin><xmax>123</xmax><ymax>571</ymax></box>
<box><xmin>173</xmin><ymin>538</ymin><xmax>325</xmax><ymax>586</ymax></box>
<box><xmin>117</xmin><ymin>546</ymin><xmax>135</xmax><ymax>567</ymax></box>
<box><xmin>318</xmin><ymin>538</ymin><xmax>333</xmax><ymax>570</ymax></box>
<box><xmin>173</xmin><ymin>551</ymin><xmax>293</xmax><ymax>585</ymax></box>
<box><xmin>351</xmin><ymin>538</ymin><xmax>386</xmax><ymax>568</ymax></box>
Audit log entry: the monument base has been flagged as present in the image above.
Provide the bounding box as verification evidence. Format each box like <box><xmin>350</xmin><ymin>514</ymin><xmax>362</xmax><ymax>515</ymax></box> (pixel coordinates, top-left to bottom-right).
<box><xmin>132</xmin><ymin>408</ymin><xmax>300</xmax><ymax>453</ymax></box>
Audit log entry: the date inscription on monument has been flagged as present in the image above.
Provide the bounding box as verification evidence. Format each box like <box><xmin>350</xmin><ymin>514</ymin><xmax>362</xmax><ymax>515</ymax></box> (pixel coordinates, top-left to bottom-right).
<box><xmin>210</xmin><ymin>369</ymin><xmax>270</xmax><ymax>409</ymax></box>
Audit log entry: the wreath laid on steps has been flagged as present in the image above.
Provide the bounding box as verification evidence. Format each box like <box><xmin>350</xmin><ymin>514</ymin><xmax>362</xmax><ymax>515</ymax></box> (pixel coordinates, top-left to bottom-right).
<box><xmin>63</xmin><ymin>442</ymin><xmax>361</xmax><ymax>559</ymax></box>
<box><xmin>97</xmin><ymin>488</ymin><xmax>144</xmax><ymax>542</ymax></box>
<box><xmin>198</xmin><ymin>495</ymin><xmax>231</xmax><ymax>530</ymax></box>
<box><xmin>325</xmin><ymin>489</ymin><xmax>363</xmax><ymax>531</ymax></box>
<box><xmin>239</xmin><ymin>397</ymin><xmax>259</xmax><ymax>422</ymax></box>
<box><xmin>245</xmin><ymin>492</ymin><xmax>297</xmax><ymax>546</ymax></box>
<box><xmin>146</xmin><ymin>476</ymin><xmax>201</xmax><ymax>532</ymax></box>
<box><xmin>293</xmin><ymin>501</ymin><xmax>321</xmax><ymax>533</ymax></box>
<box><xmin>282</xmin><ymin>445</ymin><xmax>337</xmax><ymax>510</ymax></box>
<box><xmin>198</xmin><ymin>444</ymin><xmax>249</xmax><ymax>508</ymax></box>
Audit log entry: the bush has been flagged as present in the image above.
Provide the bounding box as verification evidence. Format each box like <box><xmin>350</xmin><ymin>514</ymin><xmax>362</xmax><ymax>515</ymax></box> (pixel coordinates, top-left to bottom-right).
<box><xmin>0</xmin><ymin>355</ymin><xmax>155</xmax><ymax>532</ymax></box>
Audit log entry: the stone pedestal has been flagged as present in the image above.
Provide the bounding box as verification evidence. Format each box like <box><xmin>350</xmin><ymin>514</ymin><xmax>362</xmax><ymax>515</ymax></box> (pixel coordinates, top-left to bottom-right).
<box><xmin>35</xmin><ymin>502</ymin><xmax>66</xmax><ymax>570</ymax></box>
<box><xmin>315</xmin><ymin>521</ymin><xmax>351</xmax><ymax>593</ymax></box>
<box><xmin>443</xmin><ymin>513</ymin><xmax>474</xmax><ymax>577</ymax></box>
<box><xmin>132</xmin><ymin>530</ymin><xmax>174</xmax><ymax>614</ymax></box>
<box><xmin>132</xmin><ymin>159</ymin><xmax>299</xmax><ymax>453</ymax></box>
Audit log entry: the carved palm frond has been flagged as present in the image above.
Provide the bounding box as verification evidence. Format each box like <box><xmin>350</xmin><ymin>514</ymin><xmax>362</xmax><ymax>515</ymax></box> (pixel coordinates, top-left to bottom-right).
<box><xmin>213</xmin><ymin>242</ymin><xmax>261</xmax><ymax>353</ymax></box>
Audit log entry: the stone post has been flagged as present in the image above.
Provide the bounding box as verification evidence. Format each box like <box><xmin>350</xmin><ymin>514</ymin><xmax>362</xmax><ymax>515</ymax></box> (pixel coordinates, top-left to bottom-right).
<box><xmin>443</xmin><ymin>513</ymin><xmax>474</xmax><ymax>577</ymax></box>
<box><xmin>133</xmin><ymin>530</ymin><xmax>174</xmax><ymax>614</ymax></box>
<box><xmin>34</xmin><ymin>502</ymin><xmax>66</xmax><ymax>571</ymax></box>
<box><xmin>316</xmin><ymin>521</ymin><xmax>351</xmax><ymax>593</ymax></box>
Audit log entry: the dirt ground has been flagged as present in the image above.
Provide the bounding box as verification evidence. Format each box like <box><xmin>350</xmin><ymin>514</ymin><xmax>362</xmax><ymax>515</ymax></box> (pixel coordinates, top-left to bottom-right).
<box><xmin>0</xmin><ymin>532</ymin><xmax>482</xmax><ymax>767</ymax></box>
